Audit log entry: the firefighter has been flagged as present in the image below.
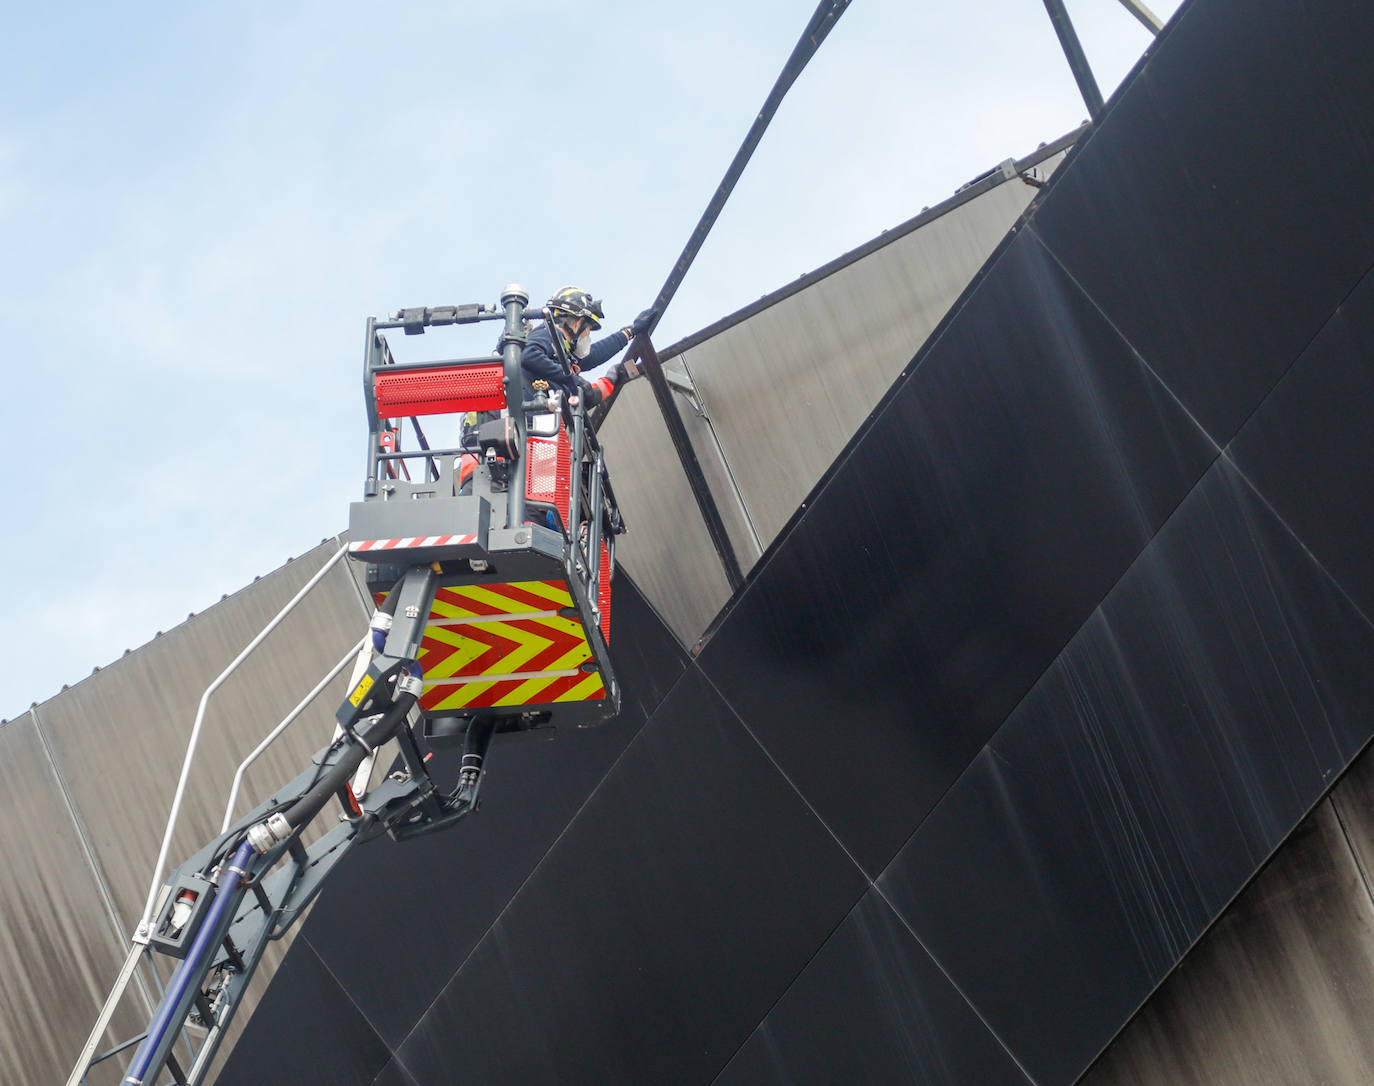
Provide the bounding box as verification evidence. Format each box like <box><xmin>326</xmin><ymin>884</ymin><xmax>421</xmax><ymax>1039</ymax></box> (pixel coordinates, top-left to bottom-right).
<box><xmin>522</xmin><ymin>286</ymin><xmax>654</xmax><ymax>406</ymax></box>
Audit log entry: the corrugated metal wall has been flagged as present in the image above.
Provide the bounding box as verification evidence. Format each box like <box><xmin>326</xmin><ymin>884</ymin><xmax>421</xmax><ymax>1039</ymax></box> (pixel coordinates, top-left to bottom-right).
<box><xmin>10</xmin><ymin>0</ymin><xmax>1374</xmax><ymax>1072</ymax></box>
<box><xmin>600</xmin><ymin>144</ymin><xmax>1071</xmax><ymax>648</ymax></box>
<box><xmin>1083</xmin><ymin>748</ymin><xmax>1374</xmax><ymax>1084</ymax></box>
<box><xmin>0</xmin><ymin>142</ymin><xmax>1070</xmax><ymax>1085</ymax></box>
<box><xmin>214</xmin><ymin>0</ymin><xmax>1374</xmax><ymax>1078</ymax></box>
<box><xmin>0</xmin><ymin>149</ymin><xmax>1068</xmax><ymax>1086</ymax></box>
<box><xmin>0</xmin><ymin>539</ymin><xmax>369</xmax><ymax>1085</ymax></box>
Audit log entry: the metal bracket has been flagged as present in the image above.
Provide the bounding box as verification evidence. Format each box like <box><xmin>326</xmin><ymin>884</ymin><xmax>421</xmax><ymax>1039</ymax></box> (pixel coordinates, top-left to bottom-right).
<box><xmin>664</xmin><ymin>368</ymin><xmax>706</xmax><ymax>418</ymax></box>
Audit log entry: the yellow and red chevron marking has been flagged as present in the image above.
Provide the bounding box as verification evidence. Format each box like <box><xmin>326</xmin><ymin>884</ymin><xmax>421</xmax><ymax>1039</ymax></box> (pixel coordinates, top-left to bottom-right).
<box><xmin>413</xmin><ymin>580</ymin><xmax>606</xmax><ymax>712</ymax></box>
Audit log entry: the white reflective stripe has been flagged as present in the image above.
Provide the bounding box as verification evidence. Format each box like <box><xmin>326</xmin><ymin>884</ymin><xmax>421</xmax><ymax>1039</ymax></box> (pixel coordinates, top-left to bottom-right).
<box><xmin>422</xmin><ymin>668</ymin><xmax>583</xmax><ymax>685</ymax></box>
<box><xmin>425</xmin><ymin>610</ymin><xmax>561</xmax><ymax>626</ymax></box>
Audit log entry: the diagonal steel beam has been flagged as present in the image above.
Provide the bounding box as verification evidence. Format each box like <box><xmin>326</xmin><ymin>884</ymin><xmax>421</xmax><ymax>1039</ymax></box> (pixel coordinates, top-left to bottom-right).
<box><xmin>600</xmin><ymin>0</ymin><xmax>852</xmax><ymax>594</ymax></box>
<box><xmin>636</xmin><ymin>334</ymin><xmax>744</xmax><ymax>592</ymax></box>
<box><xmin>640</xmin><ymin>0</ymin><xmax>853</xmax><ymax>338</ymax></box>
<box><xmin>1116</xmin><ymin>0</ymin><xmax>1164</xmax><ymax>35</ymax></box>
<box><xmin>1042</xmin><ymin>0</ymin><xmax>1105</xmax><ymax>119</ymax></box>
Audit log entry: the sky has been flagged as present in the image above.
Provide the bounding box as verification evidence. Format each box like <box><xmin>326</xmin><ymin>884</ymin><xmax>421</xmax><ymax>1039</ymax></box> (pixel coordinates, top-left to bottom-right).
<box><xmin>1</xmin><ymin>0</ymin><xmax>1183</xmax><ymax>722</ymax></box>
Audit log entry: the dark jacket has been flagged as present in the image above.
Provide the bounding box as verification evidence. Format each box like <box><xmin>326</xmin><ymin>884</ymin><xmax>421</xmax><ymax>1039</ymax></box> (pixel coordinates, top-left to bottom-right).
<box><xmin>521</xmin><ymin>322</ymin><xmax>630</xmax><ymax>407</ymax></box>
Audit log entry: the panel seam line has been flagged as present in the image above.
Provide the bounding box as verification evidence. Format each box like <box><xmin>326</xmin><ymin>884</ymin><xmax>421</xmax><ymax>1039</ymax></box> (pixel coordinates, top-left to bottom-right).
<box><xmin>381</xmin><ymin>660</ymin><xmax>699</xmax><ymax>1063</ymax></box>
<box><xmin>697</xmin><ymin>669</ymin><xmax>1036</xmax><ymax>1084</ymax></box>
<box><xmin>1330</xmin><ymin>796</ymin><xmax>1374</xmax><ymax>913</ymax></box>
<box><xmin>29</xmin><ymin>706</ymin><xmax>160</xmax><ymax>1018</ymax></box>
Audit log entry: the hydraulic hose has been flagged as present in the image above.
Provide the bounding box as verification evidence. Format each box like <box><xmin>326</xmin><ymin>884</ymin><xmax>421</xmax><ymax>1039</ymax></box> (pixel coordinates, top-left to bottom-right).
<box><xmin>124</xmin><ymin>683</ymin><xmax>420</xmax><ymax>1081</ymax></box>
<box><xmin>281</xmin><ymin>686</ymin><xmax>419</xmax><ymax>834</ymax></box>
<box><xmin>369</xmin><ymin>581</ymin><xmax>404</xmax><ymax>653</ymax></box>
<box><xmin>122</xmin><ymin>840</ymin><xmax>258</xmax><ymax>1086</ymax></box>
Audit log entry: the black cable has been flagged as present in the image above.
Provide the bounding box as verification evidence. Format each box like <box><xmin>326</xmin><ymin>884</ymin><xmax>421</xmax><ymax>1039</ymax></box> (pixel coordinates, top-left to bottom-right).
<box><xmin>595</xmin><ymin>0</ymin><xmax>852</xmax><ymax>422</ymax></box>
<box><xmin>641</xmin><ymin>0</ymin><xmax>853</xmax><ymax>342</ymax></box>
<box><xmin>588</xmin><ymin>2</ymin><xmax>853</xmax><ymax>593</ymax></box>
<box><xmin>205</xmin><ymin>575</ymin><xmax>410</xmax><ymax>873</ymax></box>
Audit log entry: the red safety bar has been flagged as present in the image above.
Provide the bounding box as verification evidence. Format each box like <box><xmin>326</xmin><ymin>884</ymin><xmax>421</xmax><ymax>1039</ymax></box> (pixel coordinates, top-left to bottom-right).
<box><xmin>374</xmin><ymin>362</ymin><xmax>506</xmax><ymax>418</ymax></box>
<box><xmin>598</xmin><ymin>538</ymin><xmax>611</xmax><ymax>644</ymax></box>
<box><xmin>525</xmin><ymin>429</ymin><xmax>572</xmax><ymax>525</ymax></box>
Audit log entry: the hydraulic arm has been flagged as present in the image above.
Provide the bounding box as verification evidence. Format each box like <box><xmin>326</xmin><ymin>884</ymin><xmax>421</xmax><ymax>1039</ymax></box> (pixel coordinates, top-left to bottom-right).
<box><xmin>68</xmin><ymin>284</ymin><xmax>625</xmax><ymax>1086</ymax></box>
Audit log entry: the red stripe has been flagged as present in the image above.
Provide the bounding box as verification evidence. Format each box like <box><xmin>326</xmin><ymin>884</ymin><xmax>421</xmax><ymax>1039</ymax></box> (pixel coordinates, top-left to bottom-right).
<box><xmin>356</xmin><ymin>534</ymin><xmax>477</xmax><ymax>551</ymax></box>
<box><xmin>532</xmin><ymin>672</ymin><xmax>604</xmax><ymax>704</ymax></box>
<box><xmin>509</xmin><ymin>618</ymin><xmax>586</xmax><ymax>672</ymax></box>
<box><xmin>433</xmin><ymin>587</ymin><xmax>508</xmax><ymax>618</ymax></box>
<box><xmin>417</xmin><ymin>632</ymin><xmax>468</xmax><ymax>675</ymax></box>
<box><xmin>450</xmin><ymin>622</ymin><xmax>526</xmax><ymax>677</ymax></box>
<box><xmin>482</xmin><ymin>581</ymin><xmax>569</xmax><ymax>612</ymax></box>
<box><xmin>527</xmin><ymin>674</ymin><xmax>582</xmax><ymax>703</ymax></box>
<box><xmin>465</xmin><ymin>678</ymin><xmax>527</xmax><ymax>709</ymax></box>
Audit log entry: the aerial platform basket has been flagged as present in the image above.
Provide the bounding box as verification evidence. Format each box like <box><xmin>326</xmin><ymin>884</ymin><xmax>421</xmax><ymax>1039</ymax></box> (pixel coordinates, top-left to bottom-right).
<box><xmin>66</xmin><ymin>287</ymin><xmax>627</xmax><ymax>1086</ymax></box>
<box><xmin>347</xmin><ymin>287</ymin><xmax>623</xmax><ymax>732</ymax></box>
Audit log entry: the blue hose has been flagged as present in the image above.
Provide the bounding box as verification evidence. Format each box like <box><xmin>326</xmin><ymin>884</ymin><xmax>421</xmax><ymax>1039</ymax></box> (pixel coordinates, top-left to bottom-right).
<box><xmin>123</xmin><ymin>839</ymin><xmax>258</xmax><ymax>1085</ymax></box>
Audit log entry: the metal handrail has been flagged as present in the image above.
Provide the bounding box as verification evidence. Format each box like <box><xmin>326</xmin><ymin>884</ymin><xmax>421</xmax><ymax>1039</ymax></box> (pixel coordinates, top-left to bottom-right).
<box><xmin>136</xmin><ymin>544</ymin><xmax>349</xmax><ymax>936</ymax></box>
<box><xmin>220</xmin><ymin>635</ymin><xmax>368</xmax><ymax>833</ymax></box>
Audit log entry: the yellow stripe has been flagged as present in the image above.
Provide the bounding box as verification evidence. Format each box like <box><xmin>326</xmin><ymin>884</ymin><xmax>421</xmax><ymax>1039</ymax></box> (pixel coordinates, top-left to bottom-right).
<box><xmin>421</xmin><ymin>671</ymin><xmax>606</xmax><ymax>711</ymax></box>
<box><xmin>551</xmin><ymin>673</ymin><xmax>606</xmax><ymax>703</ymax></box>
<box><xmin>416</xmin><ymin>625</ymin><xmax>495</xmax><ymax>676</ymax></box>
<box><xmin>414</xmin><ymin>580</ymin><xmax>604</xmax><ymax>709</ymax></box>
<box><xmin>419</xmin><ymin>617</ymin><xmax>589</xmax><ymax>680</ymax></box>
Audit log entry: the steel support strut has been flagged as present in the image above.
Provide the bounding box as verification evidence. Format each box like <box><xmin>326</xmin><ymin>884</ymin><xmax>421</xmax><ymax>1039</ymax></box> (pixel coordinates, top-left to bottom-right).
<box><xmin>1115</xmin><ymin>0</ymin><xmax>1164</xmax><ymax>35</ymax></box>
<box><xmin>1042</xmin><ymin>0</ymin><xmax>1105</xmax><ymax>119</ymax></box>
<box><xmin>592</xmin><ymin>1</ymin><xmax>853</xmax><ymax>594</ymax></box>
<box><xmin>637</xmin><ymin>334</ymin><xmax>744</xmax><ymax>591</ymax></box>
<box><xmin>500</xmin><ymin>284</ymin><xmax>530</xmax><ymax>529</ymax></box>
<box><xmin>639</xmin><ymin>0</ymin><xmax>852</xmax><ymax>332</ymax></box>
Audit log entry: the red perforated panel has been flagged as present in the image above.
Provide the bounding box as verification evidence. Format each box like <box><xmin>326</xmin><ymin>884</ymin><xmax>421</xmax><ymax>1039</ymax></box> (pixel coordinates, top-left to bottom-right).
<box><xmin>598</xmin><ymin>539</ymin><xmax>612</xmax><ymax>644</ymax></box>
<box><xmin>525</xmin><ymin>431</ymin><xmax>571</xmax><ymax>525</ymax></box>
<box><xmin>374</xmin><ymin>363</ymin><xmax>506</xmax><ymax>418</ymax></box>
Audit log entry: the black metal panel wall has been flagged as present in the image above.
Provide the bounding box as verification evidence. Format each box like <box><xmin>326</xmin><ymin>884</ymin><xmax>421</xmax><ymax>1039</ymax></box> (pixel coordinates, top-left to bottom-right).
<box><xmin>221</xmin><ymin>0</ymin><xmax>1374</xmax><ymax>1081</ymax></box>
<box><xmin>698</xmin><ymin>231</ymin><xmax>1219</xmax><ymax>878</ymax></box>
<box><xmin>219</xmin><ymin>574</ymin><xmax>693</xmax><ymax>1081</ymax></box>
<box><xmin>1083</xmin><ymin>750</ymin><xmax>1374</xmax><ymax>1084</ymax></box>
<box><xmin>878</xmin><ymin>460</ymin><xmax>1374</xmax><ymax>1083</ymax></box>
